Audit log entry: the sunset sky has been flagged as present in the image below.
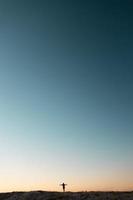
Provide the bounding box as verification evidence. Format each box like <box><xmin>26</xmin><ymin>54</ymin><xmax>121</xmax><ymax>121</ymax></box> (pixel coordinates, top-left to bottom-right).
<box><xmin>0</xmin><ymin>0</ymin><xmax>133</xmax><ymax>192</ymax></box>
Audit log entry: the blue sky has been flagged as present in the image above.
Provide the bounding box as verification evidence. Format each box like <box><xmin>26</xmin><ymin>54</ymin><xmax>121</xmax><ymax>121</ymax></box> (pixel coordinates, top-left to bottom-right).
<box><xmin>0</xmin><ymin>0</ymin><xmax>133</xmax><ymax>191</ymax></box>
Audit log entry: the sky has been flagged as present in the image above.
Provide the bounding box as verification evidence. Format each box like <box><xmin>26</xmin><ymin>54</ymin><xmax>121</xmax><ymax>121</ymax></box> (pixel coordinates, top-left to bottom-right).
<box><xmin>0</xmin><ymin>0</ymin><xmax>133</xmax><ymax>192</ymax></box>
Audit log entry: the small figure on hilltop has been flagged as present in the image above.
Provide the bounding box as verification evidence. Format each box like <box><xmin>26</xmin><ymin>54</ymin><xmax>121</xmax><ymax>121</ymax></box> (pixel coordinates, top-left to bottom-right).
<box><xmin>60</xmin><ymin>182</ymin><xmax>67</xmax><ymax>192</ymax></box>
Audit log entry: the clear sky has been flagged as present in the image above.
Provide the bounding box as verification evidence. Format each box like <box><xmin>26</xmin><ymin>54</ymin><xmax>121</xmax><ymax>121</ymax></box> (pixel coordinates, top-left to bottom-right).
<box><xmin>0</xmin><ymin>0</ymin><xmax>133</xmax><ymax>192</ymax></box>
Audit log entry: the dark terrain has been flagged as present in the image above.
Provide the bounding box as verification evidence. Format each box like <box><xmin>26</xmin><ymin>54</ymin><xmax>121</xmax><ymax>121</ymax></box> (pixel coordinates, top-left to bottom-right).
<box><xmin>0</xmin><ymin>191</ymin><xmax>133</xmax><ymax>200</ymax></box>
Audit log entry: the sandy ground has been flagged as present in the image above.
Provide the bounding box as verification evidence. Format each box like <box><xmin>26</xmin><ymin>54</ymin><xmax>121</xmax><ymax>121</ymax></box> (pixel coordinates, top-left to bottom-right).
<box><xmin>0</xmin><ymin>191</ymin><xmax>133</xmax><ymax>200</ymax></box>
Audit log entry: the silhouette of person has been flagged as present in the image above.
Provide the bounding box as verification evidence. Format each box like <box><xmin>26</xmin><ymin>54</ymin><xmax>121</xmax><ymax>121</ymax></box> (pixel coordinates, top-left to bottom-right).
<box><xmin>60</xmin><ymin>182</ymin><xmax>67</xmax><ymax>192</ymax></box>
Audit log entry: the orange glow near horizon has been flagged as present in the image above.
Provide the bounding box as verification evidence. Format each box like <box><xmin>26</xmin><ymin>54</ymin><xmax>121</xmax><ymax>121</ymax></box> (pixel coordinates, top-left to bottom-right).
<box><xmin>0</xmin><ymin>175</ymin><xmax>132</xmax><ymax>192</ymax></box>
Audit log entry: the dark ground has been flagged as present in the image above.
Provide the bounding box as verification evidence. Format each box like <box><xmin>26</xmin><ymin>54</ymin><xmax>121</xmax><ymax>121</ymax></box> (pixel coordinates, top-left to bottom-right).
<box><xmin>0</xmin><ymin>191</ymin><xmax>133</xmax><ymax>200</ymax></box>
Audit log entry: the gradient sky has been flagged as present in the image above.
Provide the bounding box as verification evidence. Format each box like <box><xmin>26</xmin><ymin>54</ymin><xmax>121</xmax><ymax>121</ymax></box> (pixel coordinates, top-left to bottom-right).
<box><xmin>0</xmin><ymin>0</ymin><xmax>133</xmax><ymax>192</ymax></box>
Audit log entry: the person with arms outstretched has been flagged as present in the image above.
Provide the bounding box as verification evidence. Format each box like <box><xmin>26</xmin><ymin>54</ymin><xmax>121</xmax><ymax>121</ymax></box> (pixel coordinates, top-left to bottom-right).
<box><xmin>60</xmin><ymin>182</ymin><xmax>67</xmax><ymax>192</ymax></box>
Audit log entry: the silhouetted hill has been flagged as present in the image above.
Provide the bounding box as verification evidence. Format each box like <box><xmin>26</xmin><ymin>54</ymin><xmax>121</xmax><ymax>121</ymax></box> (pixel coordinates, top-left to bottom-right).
<box><xmin>0</xmin><ymin>191</ymin><xmax>133</xmax><ymax>200</ymax></box>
